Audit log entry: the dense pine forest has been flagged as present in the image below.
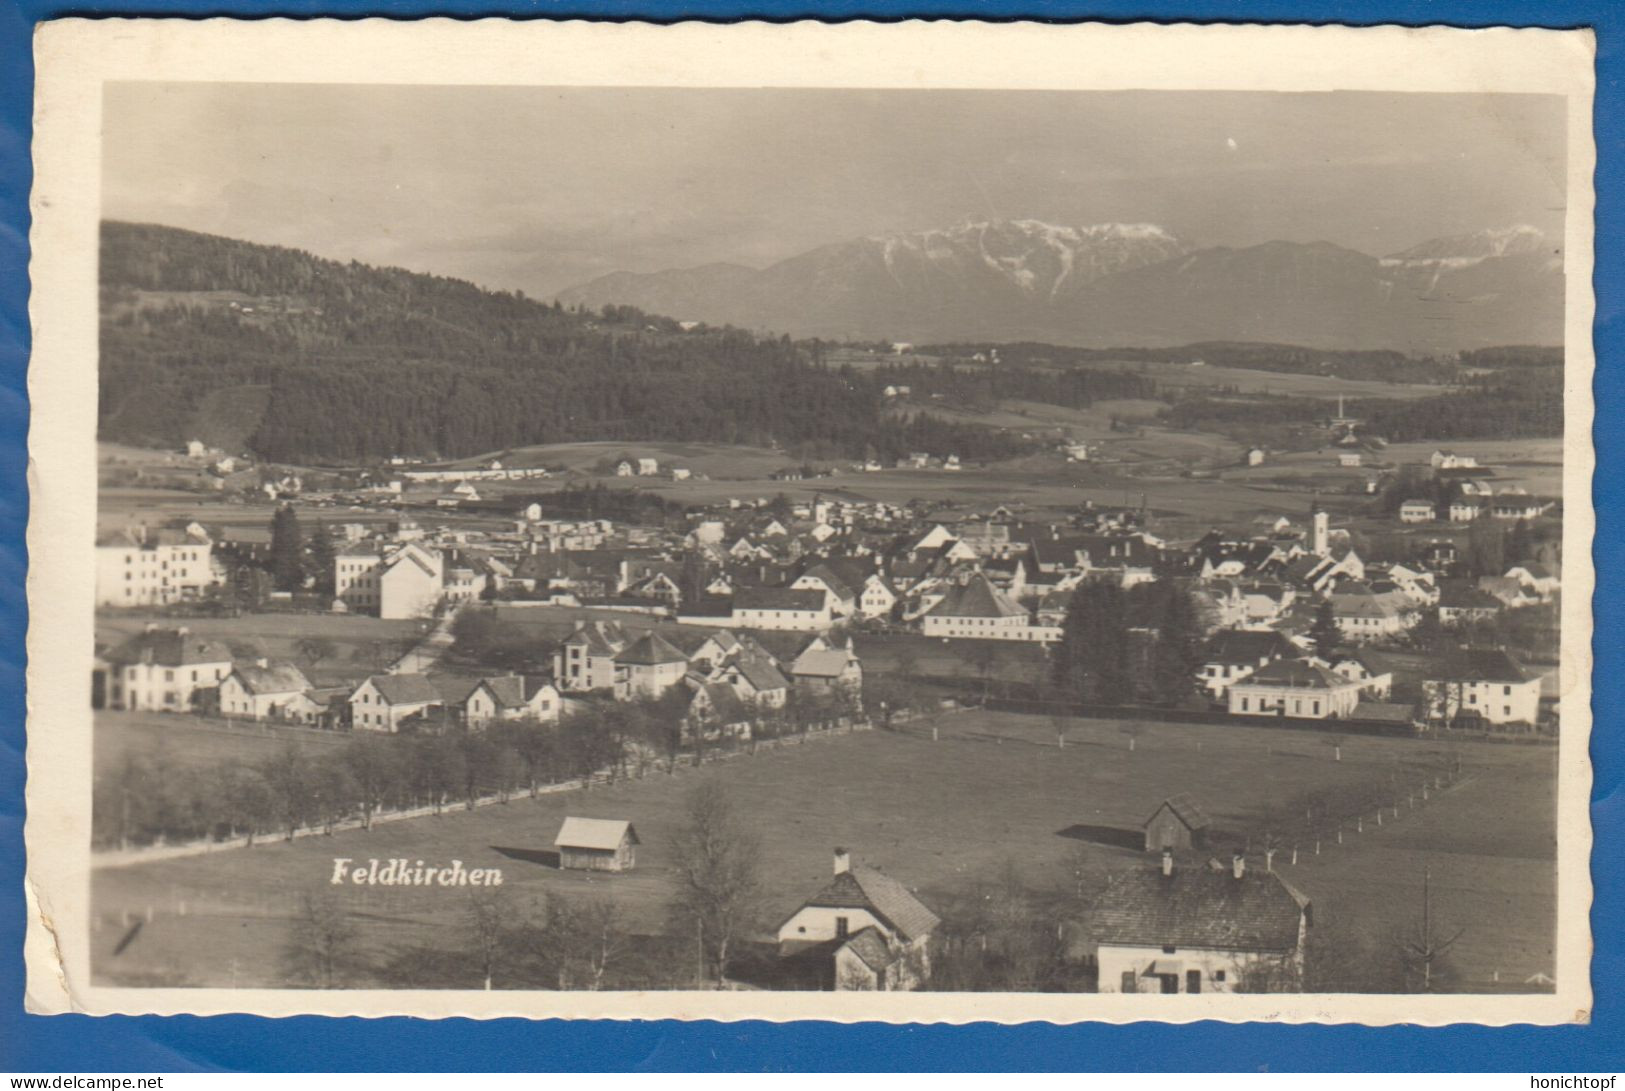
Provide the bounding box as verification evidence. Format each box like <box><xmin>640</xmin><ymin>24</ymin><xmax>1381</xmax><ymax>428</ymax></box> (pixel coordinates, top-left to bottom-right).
<box><xmin>99</xmin><ymin>223</ymin><xmax>1046</xmax><ymax>464</ymax></box>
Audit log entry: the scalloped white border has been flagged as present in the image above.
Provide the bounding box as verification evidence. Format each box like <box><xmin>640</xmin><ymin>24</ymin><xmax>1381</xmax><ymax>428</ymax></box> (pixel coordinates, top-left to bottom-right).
<box><xmin>24</xmin><ymin>17</ymin><xmax>1597</xmax><ymax>1025</ymax></box>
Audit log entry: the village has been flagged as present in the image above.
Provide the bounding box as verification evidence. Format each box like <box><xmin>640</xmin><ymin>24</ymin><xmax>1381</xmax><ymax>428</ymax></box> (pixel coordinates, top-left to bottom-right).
<box><xmin>89</xmin><ymin>422</ymin><xmax>1563</xmax><ymax>996</ymax></box>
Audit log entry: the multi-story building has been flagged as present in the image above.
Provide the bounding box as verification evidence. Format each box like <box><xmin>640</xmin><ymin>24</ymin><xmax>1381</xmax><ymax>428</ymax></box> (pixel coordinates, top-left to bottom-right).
<box><xmin>95</xmin><ymin>526</ymin><xmax>216</xmax><ymax>607</ymax></box>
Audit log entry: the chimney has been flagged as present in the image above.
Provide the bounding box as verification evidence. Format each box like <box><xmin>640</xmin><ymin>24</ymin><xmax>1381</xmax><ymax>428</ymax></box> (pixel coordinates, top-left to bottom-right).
<box><xmin>833</xmin><ymin>847</ymin><xmax>851</xmax><ymax>875</ymax></box>
<box><xmin>1161</xmin><ymin>849</ymin><xmax>1173</xmax><ymax>878</ymax></box>
<box><xmin>1231</xmin><ymin>853</ymin><xmax>1246</xmax><ymax>880</ymax></box>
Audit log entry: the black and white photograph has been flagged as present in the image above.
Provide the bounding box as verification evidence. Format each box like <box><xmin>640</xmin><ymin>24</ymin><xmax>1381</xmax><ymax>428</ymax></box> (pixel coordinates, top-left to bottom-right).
<box><xmin>24</xmin><ymin>19</ymin><xmax>1594</xmax><ymax>1022</ymax></box>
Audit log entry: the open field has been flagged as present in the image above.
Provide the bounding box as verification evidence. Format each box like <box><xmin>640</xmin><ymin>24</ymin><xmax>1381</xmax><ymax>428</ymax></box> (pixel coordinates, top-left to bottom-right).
<box><xmin>92</xmin><ymin>709</ymin><xmax>1554</xmax><ymax>991</ymax></box>
<box><xmin>96</xmin><ymin>711</ymin><xmax>353</xmax><ymax>779</ymax></box>
<box><xmin>97</xmin><ymin>612</ymin><xmax>426</xmax><ymax>687</ymax></box>
<box><xmin>433</xmin><ymin>440</ymin><xmax>792</xmax><ymax>479</ymax></box>
<box><xmin>1093</xmin><ymin>359</ymin><xmax>1450</xmax><ymax>401</ymax></box>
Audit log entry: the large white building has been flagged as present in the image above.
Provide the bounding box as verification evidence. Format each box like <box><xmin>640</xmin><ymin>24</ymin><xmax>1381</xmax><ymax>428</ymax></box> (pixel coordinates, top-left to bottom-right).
<box><xmin>95</xmin><ymin>526</ymin><xmax>216</xmax><ymax>607</ymax></box>
<box><xmin>1226</xmin><ymin>659</ymin><xmax>1363</xmax><ymax>719</ymax></box>
<box><xmin>97</xmin><ymin>626</ymin><xmax>232</xmax><ymax>712</ymax></box>
<box><xmin>334</xmin><ymin>542</ymin><xmax>445</xmax><ymax>619</ymax></box>
<box><xmin>921</xmin><ymin>573</ymin><xmax>1049</xmax><ymax>641</ymax></box>
<box><xmin>1421</xmin><ymin>648</ymin><xmax>1543</xmax><ymax>727</ymax></box>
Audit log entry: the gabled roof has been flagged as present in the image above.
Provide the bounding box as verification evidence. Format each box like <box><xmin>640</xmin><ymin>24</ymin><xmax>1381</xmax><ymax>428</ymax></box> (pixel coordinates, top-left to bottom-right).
<box><xmin>554</xmin><ymin>817</ymin><xmax>639</xmax><ymax>851</ymax></box>
<box><xmin>839</xmin><ymin>927</ymin><xmax>898</xmax><ymax>973</ymax></box>
<box><xmin>230</xmin><ymin>661</ymin><xmax>312</xmax><ymax>695</ymax></box>
<box><xmin>561</xmin><ymin>620</ymin><xmax>627</xmax><ymax>656</ymax></box>
<box><xmin>735</xmin><ymin>587</ymin><xmax>829</xmax><ymax>612</ymax></box>
<box><xmin>691</xmin><ymin>681</ymin><xmax>751</xmax><ymax>724</ymax></box>
<box><xmin>796</xmin><ymin>865</ymin><xmax>940</xmax><ymax>942</ymax></box>
<box><xmin>1203</xmin><ymin>629</ymin><xmax>1293</xmax><ymax>666</ymax></box>
<box><xmin>723</xmin><ymin>651</ymin><xmax>789</xmax><ymax>692</ymax></box>
<box><xmin>791</xmin><ymin>646</ymin><xmax>858</xmax><ymax>679</ymax></box>
<box><xmin>1146</xmin><ymin>793</ymin><xmax>1210</xmax><ymax>832</ymax></box>
<box><xmin>362</xmin><ymin>673</ymin><xmax>442</xmax><ymax>706</ymax></box>
<box><xmin>472</xmin><ymin>674</ymin><xmax>551</xmax><ymax>709</ymax></box>
<box><xmin>105</xmin><ymin>629</ymin><xmax>233</xmax><ymax>668</ymax></box>
<box><xmin>928</xmin><ymin>574</ymin><xmax>1027</xmax><ymax>619</ymax></box>
<box><xmin>1092</xmin><ymin>862</ymin><xmax>1309</xmax><ymax>953</ymax></box>
<box><xmin>615</xmin><ymin>631</ymin><xmax>689</xmax><ymax>666</ymax></box>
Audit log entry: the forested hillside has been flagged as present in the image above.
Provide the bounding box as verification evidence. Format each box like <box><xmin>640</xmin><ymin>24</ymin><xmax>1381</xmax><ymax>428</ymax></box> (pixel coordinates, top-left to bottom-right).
<box><xmin>98</xmin><ymin>223</ymin><xmax>1040</xmax><ymax>464</ymax></box>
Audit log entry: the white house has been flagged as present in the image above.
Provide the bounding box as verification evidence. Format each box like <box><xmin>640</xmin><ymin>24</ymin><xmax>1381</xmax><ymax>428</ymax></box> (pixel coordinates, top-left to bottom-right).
<box><xmin>1094</xmin><ymin>853</ymin><xmax>1311</xmax><ymax>994</ymax></box>
<box><xmin>1227</xmin><ymin>660</ymin><xmax>1363</xmax><ymax>719</ymax></box>
<box><xmin>218</xmin><ymin>660</ymin><xmax>314</xmax><ymax>721</ymax></box>
<box><xmin>460</xmin><ymin>675</ymin><xmax>561</xmax><ymax>728</ymax></box>
<box><xmin>777</xmin><ymin>849</ymin><xmax>940</xmax><ymax>991</ymax></box>
<box><xmin>857</xmin><ymin>573</ymin><xmax>899</xmax><ymax>619</ymax></box>
<box><xmin>612</xmin><ymin>632</ymin><xmax>690</xmax><ymax>700</ymax></box>
<box><xmin>98</xmin><ymin>627</ymin><xmax>232</xmax><ymax>712</ymax></box>
<box><xmin>349</xmin><ymin>673</ymin><xmax>444</xmax><ymax>732</ymax></box>
<box><xmin>1399</xmin><ymin>499</ymin><xmax>1437</xmax><ymax>524</ymax></box>
<box><xmin>553</xmin><ymin>620</ymin><xmax>629</xmax><ymax>692</ymax></box>
<box><xmin>637</xmin><ymin>457</ymin><xmax>660</xmax><ymax>476</ymax></box>
<box><xmin>730</xmin><ymin>587</ymin><xmax>834</xmax><ymax>632</ymax></box>
<box><xmin>1421</xmin><ymin>648</ymin><xmax>1542</xmax><ymax>727</ymax></box>
<box><xmin>920</xmin><ymin>574</ymin><xmax>1033</xmax><ymax>640</ymax></box>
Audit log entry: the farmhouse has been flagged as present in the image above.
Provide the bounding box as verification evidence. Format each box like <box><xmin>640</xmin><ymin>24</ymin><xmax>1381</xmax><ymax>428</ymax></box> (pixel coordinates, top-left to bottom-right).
<box><xmin>1227</xmin><ymin>659</ymin><xmax>1363</xmax><ymax>719</ymax></box>
<box><xmin>98</xmin><ymin>626</ymin><xmax>232</xmax><ymax>712</ymax></box>
<box><xmin>778</xmin><ymin>849</ymin><xmax>940</xmax><ymax>991</ymax></box>
<box><xmin>1143</xmin><ymin>795</ymin><xmax>1211</xmax><ymax>853</ymax></box>
<box><xmin>1337</xmin><ymin>452</ymin><xmax>1362</xmax><ymax>468</ymax></box>
<box><xmin>1094</xmin><ymin>853</ymin><xmax>1311</xmax><ymax>994</ymax></box>
<box><xmin>1437</xmin><ymin>582</ymin><xmax>1504</xmax><ymax>625</ymax></box>
<box><xmin>350</xmin><ymin>673</ymin><xmax>444</xmax><ymax>732</ymax></box>
<box><xmin>1421</xmin><ymin>648</ymin><xmax>1543</xmax><ymax>728</ymax></box>
<box><xmin>1430</xmin><ymin>450</ymin><xmax>1478</xmax><ymax>470</ymax></box>
<box><xmin>1330</xmin><ymin>590</ymin><xmax>1413</xmax><ymax>642</ymax></box>
<box><xmin>731</xmin><ymin>587</ymin><xmax>834</xmax><ymax>632</ymax></box>
<box><xmin>1505</xmin><ymin>563</ymin><xmax>1561</xmax><ymax>600</ymax></box>
<box><xmin>789</xmin><ymin>641</ymin><xmax>864</xmax><ymax>698</ymax></box>
<box><xmin>1324</xmin><ymin>652</ymin><xmax>1393</xmax><ymax>699</ymax></box>
<box><xmin>554</xmin><ymin>817</ymin><xmax>640</xmax><ymax>871</ymax></box>
<box><xmin>460</xmin><ymin>674</ymin><xmax>561</xmax><ymax>728</ymax></box>
<box><xmin>218</xmin><ymin>660</ymin><xmax>314</xmax><ymax>721</ymax></box>
<box><xmin>857</xmin><ymin>573</ymin><xmax>899</xmax><ymax>619</ymax></box>
<box><xmin>921</xmin><ymin>573</ymin><xmax>1033</xmax><ymax>640</ymax></box>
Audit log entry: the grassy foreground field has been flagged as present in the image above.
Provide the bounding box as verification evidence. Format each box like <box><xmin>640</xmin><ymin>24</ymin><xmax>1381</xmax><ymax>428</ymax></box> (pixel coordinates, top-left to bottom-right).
<box><xmin>91</xmin><ymin>709</ymin><xmax>1555</xmax><ymax>991</ymax></box>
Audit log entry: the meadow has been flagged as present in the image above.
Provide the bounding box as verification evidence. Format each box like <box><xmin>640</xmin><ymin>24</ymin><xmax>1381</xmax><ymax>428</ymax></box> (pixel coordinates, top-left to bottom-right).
<box><xmin>91</xmin><ymin>708</ymin><xmax>1555</xmax><ymax>992</ymax></box>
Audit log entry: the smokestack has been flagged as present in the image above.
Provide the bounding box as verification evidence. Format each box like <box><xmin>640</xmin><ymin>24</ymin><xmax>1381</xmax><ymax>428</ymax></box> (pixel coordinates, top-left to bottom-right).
<box><xmin>1161</xmin><ymin>849</ymin><xmax>1173</xmax><ymax>878</ymax></box>
<box><xmin>1232</xmin><ymin>853</ymin><xmax>1246</xmax><ymax>880</ymax></box>
<box><xmin>833</xmin><ymin>847</ymin><xmax>850</xmax><ymax>875</ymax></box>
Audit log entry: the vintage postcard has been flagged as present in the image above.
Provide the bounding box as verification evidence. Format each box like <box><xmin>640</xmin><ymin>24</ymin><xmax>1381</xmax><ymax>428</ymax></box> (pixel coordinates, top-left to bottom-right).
<box><xmin>24</xmin><ymin>19</ymin><xmax>1595</xmax><ymax>1023</ymax></box>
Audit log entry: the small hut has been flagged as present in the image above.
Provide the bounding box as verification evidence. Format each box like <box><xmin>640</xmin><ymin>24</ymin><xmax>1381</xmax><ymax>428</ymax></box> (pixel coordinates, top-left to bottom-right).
<box><xmin>555</xmin><ymin>817</ymin><xmax>640</xmax><ymax>871</ymax></box>
<box><xmin>1143</xmin><ymin>795</ymin><xmax>1211</xmax><ymax>853</ymax></box>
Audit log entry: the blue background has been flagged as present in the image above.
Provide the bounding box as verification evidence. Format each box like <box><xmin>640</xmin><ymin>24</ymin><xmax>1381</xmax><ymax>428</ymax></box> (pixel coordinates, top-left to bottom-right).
<box><xmin>0</xmin><ymin>0</ymin><xmax>1616</xmax><ymax>1071</ymax></box>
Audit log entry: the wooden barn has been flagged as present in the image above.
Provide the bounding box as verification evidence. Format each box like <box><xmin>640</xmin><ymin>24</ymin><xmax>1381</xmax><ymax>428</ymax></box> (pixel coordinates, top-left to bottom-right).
<box><xmin>1143</xmin><ymin>795</ymin><xmax>1211</xmax><ymax>853</ymax></box>
<box><xmin>554</xmin><ymin>817</ymin><xmax>640</xmax><ymax>872</ymax></box>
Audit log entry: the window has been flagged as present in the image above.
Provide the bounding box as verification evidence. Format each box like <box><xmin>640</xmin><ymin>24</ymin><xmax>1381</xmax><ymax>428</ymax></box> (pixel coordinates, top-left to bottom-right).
<box><xmin>1121</xmin><ymin>972</ymin><xmax>1138</xmax><ymax>994</ymax></box>
<box><xmin>1214</xmin><ymin>970</ymin><xmax>1226</xmax><ymax>983</ymax></box>
<box><xmin>1504</xmin><ymin>685</ymin><xmax>1513</xmax><ymax>696</ymax></box>
<box><xmin>1186</xmin><ymin>970</ymin><xmax>1202</xmax><ymax>994</ymax></box>
<box><xmin>835</xmin><ymin>916</ymin><xmax>849</xmax><ymax>938</ymax></box>
<box><xmin>1162</xmin><ymin>945</ymin><xmax>1176</xmax><ymax>954</ymax></box>
<box><xmin>165</xmin><ymin>670</ymin><xmax>174</xmax><ymax>682</ymax></box>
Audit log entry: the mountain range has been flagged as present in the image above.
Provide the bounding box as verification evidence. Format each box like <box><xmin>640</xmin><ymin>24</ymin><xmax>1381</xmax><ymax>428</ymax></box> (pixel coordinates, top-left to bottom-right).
<box><xmin>555</xmin><ymin>220</ymin><xmax>1564</xmax><ymax>353</ymax></box>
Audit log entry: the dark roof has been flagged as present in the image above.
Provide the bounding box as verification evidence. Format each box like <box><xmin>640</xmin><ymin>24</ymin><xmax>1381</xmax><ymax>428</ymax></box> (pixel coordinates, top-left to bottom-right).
<box><xmin>1092</xmin><ymin>861</ymin><xmax>1309</xmax><ymax>952</ymax></box>
<box><xmin>1146</xmin><ymin>794</ymin><xmax>1211</xmax><ymax>832</ymax></box>
<box><xmin>105</xmin><ymin>629</ymin><xmax>232</xmax><ymax>668</ymax></box>
<box><xmin>1353</xmin><ymin>701</ymin><xmax>1417</xmax><ymax>723</ymax></box>
<box><xmin>735</xmin><ymin>587</ymin><xmax>829</xmax><ymax>612</ymax></box>
<box><xmin>797</xmin><ymin>865</ymin><xmax>941</xmax><ymax>942</ymax></box>
<box><xmin>560</xmin><ymin>621</ymin><xmax>627</xmax><ymax>656</ymax></box>
<box><xmin>473</xmin><ymin>674</ymin><xmax>551</xmax><ymax>709</ymax></box>
<box><xmin>928</xmin><ymin>574</ymin><xmax>1028</xmax><ymax>619</ymax></box>
<box><xmin>840</xmin><ymin>927</ymin><xmax>898</xmax><ymax>973</ymax></box>
<box><xmin>1203</xmin><ymin>629</ymin><xmax>1292</xmax><ymax>666</ymax></box>
<box><xmin>722</xmin><ymin>651</ymin><xmax>789</xmax><ymax>692</ymax></box>
<box><xmin>1432</xmin><ymin>647</ymin><xmax>1537</xmax><ymax>684</ymax></box>
<box><xmin>614</xmin><ymin>631</ymin><xmax>689</xmax><ymax>666</ymax></box>
<box><xmin>1438</xmin><ymin>581</ymin><xmax>1503</xmax><ymax>610</ymax></box>
<box><xmin>362</xmin><ymin>673</ymin><xmax>443</xmax><ymax>706</ymax></box>
<box><xmin>1237</xmin><ymin>659</ymin><xmax>1354</xmax><ymax>691</ymax></box>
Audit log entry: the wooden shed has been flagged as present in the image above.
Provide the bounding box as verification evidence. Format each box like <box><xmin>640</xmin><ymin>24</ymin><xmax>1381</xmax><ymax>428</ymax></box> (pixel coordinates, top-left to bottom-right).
<box><xmin>554</xmin><ymin>817</ymin><xmax>640</xmax><ymax>872</ymax></box>
<box><xmin>1143</xmin><ymin>795</ymin><xmax>1211</xmax><ymax>853</ymax></box>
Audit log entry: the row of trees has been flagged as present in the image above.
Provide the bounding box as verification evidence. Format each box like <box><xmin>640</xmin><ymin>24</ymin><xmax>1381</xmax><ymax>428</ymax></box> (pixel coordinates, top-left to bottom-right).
<box><xmin>96</xmin><ymin>685</ymin><xmax>869</xmax><ymax>851</ymax></box>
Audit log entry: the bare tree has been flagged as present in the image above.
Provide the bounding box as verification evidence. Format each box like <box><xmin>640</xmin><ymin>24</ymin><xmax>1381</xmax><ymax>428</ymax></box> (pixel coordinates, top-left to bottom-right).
<box><xmin>1395</xmin><ymin>867</ymin><xmax>1464</xmax><ymax>992</ymax></box>
<box><xmin>548</xmin><ymin>894</ymin><xmax>630</xmax><ymax>990</ymax></box>
<box><xmin>466</xmin><ymin>885</ymin><xmax>511</xmax><ymax>990</ymax></box>
<box><xmin>284</xmin><ymin>888</ymin><xmax>356</xmax><ymax>988</ymax></box>
<box><xmin>669</xmin><ymin>781</ymin><xmax>763</xmax><ymax>986</ymax></box>
<box><xmin>295</xmin><ymin>636</ymin><xmax>338</xmax><ymax>678</ymax></box>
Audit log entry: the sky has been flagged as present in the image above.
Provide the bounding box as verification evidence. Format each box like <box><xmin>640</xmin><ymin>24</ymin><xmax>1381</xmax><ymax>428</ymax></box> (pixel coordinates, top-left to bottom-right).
<box><xmin>102</xmin><ymin>84</ymin><xmax>1569</xmax><ymax>298</ymax></box>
